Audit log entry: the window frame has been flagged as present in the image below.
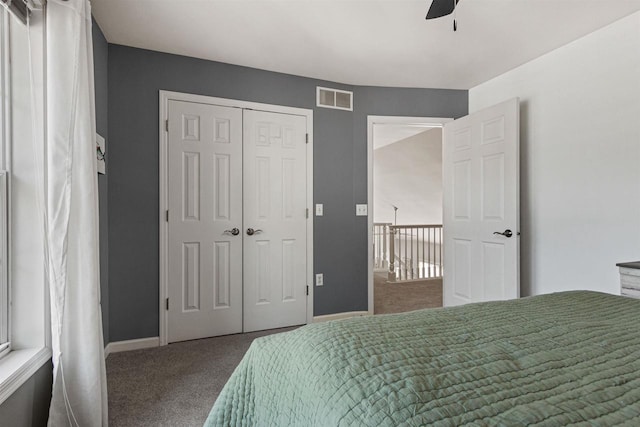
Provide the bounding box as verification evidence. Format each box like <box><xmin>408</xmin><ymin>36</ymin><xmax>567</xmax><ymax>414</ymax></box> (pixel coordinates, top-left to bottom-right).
<box><xmin>0</xmin><ymin>5</ymin><xmax>10</xmax><ymax>360</ymax></box>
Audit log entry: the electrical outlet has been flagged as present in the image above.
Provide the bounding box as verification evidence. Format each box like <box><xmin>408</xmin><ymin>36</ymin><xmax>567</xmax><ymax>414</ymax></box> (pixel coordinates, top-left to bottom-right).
<box><xmin>356</xmin><ymin>204</ymin><xmax>368</xmax><ymax>216</ymax></box>
<box><xmin>315</xmin><ymin>273</ymin><xmax>324</xmax><ymax>287</ymax></box>
<box><xmin>315</xmin><ymin>204</ymin><xmax>323</xmax><ymax>216</ymax></box>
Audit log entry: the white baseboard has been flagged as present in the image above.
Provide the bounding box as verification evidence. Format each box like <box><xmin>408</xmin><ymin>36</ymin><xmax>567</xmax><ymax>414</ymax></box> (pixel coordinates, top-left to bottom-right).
<box><xmin>104</xmin><ymin>337</ymin><xmax>159</xmax><ymax>358</ymax></box>
<box><xmin>312</xmin><ymin>310</ymin><xmax>371</xmax><ymax>323</ymax></box>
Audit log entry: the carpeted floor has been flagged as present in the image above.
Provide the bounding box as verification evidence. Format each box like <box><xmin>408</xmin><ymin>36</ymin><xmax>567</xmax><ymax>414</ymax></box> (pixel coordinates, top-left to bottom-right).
<box><xmin>107</xmin><ymin>275</ymin><xmax>442</xmax><ymax>426</ymax></box>
<box><xmin>374</xmin><ymin>271</ymin><xmax>443</xmax><ymax>314</ymax></box>
<box><xmin>106</xmin><ymin>327</ymin><xmax>296</xmax><ymax>427</ymax></box>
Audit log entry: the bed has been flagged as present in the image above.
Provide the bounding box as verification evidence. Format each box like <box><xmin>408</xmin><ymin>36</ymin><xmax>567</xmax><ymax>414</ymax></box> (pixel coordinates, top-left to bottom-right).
<box><xmin>205</xmin><ymin>291</ymin><xmax>640</xmax><ymax>426</ymax></box>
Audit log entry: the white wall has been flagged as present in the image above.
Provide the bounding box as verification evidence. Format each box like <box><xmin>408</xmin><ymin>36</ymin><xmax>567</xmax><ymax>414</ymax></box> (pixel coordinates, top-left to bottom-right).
<box><xmin>373</xmin><ymin>128</ymin><xmax>442</xmax><ymax>225</ymax></box>
<box><xmin>470</xmin><ymin>12</ymin><xmax>640</xmax><ymax>296</ymax></box>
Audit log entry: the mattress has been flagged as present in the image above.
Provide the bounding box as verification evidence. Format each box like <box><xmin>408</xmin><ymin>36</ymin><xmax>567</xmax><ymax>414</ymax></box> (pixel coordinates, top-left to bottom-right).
<box><xmin>205</xmin><ymin>291</ymin><xmax>640</xmax><ymax>426</ymax></box>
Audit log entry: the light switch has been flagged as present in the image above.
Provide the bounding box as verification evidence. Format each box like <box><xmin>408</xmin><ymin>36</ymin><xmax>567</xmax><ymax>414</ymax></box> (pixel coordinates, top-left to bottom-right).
<box><xmin>315</xmin><ymin>273</ymin><xmax>324</xmax><ymax>286</ymax></box>
<box><xmin>356</xmin><ymin>204</ymin><xmax>368</xmax><ymax>216</ymax></box>
<box><xmin>315</xmin><ymin>204</ymin><xmax>323</xmax><ymax>216</ymax></box>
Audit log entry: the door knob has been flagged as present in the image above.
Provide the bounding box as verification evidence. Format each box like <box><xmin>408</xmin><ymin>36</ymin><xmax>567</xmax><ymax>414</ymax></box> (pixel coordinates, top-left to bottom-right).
<box><xmin>224</xmin><ymin>228</ymin><xmax>240</xmax><ymax>236</ymax></box>
<box><xmin>246</xmin><ymin>228</ymin><xmax>263</xmax><ymax>236</ymax></box>
<box><xmin>493</xmin><ymin>229</ymin><xmax>513</xmax><ymax>238</ymax></box>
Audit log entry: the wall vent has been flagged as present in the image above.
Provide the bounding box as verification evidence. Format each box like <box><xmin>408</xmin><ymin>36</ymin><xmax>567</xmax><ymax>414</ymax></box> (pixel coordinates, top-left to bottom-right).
<box><xmin>316</xmin><ymin>87</ymin><xmax>353</xmax><ymax>111</ymax></box>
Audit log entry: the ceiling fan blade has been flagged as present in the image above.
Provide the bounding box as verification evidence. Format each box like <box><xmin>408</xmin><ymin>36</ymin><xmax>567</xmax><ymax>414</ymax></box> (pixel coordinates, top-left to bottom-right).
<box><xmin>425</xmin><ymin>0</ymin><xmax>461</xmax><ymax>20</ymax></box>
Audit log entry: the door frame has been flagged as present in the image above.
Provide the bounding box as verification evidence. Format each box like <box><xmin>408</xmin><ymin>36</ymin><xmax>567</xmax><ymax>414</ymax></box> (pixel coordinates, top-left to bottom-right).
<box><xmin>159</xmin><ymin>90</ymin><xmax>314</xmax><ymax>346</ymax></box>
<box><xmin>366</xmin><ymin>116</ymin><xmax>453</xmax><ymax>314</ymax></box>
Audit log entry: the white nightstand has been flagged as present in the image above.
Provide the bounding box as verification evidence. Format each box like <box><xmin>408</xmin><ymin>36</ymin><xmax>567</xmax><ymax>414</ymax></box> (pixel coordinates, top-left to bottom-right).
<box><xmin>617</xmin><ymin>261</ymin><xmax>640</xmax><ymax>299</ymax></box>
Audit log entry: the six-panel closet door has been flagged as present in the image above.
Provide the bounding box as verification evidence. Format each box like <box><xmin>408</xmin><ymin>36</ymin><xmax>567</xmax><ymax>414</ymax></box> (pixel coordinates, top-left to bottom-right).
<box><xmin>242</xmin><ymin>110</ymin><xmax>308</xmax><ymax>332</ymax></box>
<box><xmin>167</xmin><ymin>101</ymin><xmax>243</xmax><ymax>343</ymax></box>
<box><xmin>166</xmin><ymin>100</ymin><xmax>308</xmax><ymax>343</ymax></box>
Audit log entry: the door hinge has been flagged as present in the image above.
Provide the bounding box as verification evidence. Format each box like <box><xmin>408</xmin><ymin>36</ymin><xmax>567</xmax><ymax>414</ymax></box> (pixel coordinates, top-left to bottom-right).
<box><xmin>166</xmin><ymin>298</ymin><xmax>169</xmax><ymax>310</ymax></box>
<box><xmin>305</xmin><ymin>133</ymin><xmax>309</xmax><ymax>144</ymax></box>
<box><xmin>165</xmin><ymin>210</ymin><xmax>169</xmax><ymax>222</ymax></box>
<box><xmin>306</xmin><ymin>208</ymin><xmax>309</xmax><ymax>219</ymax></box>
<box><xmin>306</xmin><ymin>285</ymin><xmax>309</xmax><ymax>296</ymax></box>
<box><xmin>165</xmin><ymin>120</ymin><xmax>169</xmax><ymax>132</ymax></box>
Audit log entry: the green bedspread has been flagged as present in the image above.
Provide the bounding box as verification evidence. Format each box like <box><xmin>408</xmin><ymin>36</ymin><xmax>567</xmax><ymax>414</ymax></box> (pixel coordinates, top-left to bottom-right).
<box><xmin>205</xmin><ymin>291</ymin><xmax>640</xmax><ymax>426</ymax></box>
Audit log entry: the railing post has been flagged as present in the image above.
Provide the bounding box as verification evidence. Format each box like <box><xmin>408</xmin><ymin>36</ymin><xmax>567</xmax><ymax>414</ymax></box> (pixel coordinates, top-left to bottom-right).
<box><xmin>373</xmin><ymin>230</ymin><xmax>377</xmax><ymax>269</ymax></box>
<box><xmin>388</xmin><ymin>226</ymin><xmax>396</xmax><ymax>282</ymax></box>
<box><xmin>376</xmin><ymin>225</ymin><xmax>380</xmax><ymax>268</ymax></box>
<box><xmin>410</xmin><ymin>226</ymin><xmax>414</xmax><ymax>280</ymax></box>
<box><xmin>439</xmin><ymin>226</ymin><xmax>443</xmax><ymax>277</ymax></box>
<box><xmin>382</xmin><ymin>224</ymin><xmax>388</xmax><ymax>269</ymax></box>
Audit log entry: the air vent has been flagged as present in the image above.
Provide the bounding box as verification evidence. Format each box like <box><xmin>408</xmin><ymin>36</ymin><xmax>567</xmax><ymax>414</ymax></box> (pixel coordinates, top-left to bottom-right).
<box><xmin>316</xmin><ymin>87</ymin><xmax>353</xmax><ymax>111</ymax></box>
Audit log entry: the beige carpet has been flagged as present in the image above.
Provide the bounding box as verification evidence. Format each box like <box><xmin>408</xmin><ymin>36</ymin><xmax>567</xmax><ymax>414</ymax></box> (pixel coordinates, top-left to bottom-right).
<box><xmin>374</xmin><ymin>271</ymin><xmax>442</xmax><ymax>314</ymax></box>
<box><xmin>107</xmin><ymin>327</ymin><xmax>296</xmax><ymax>427</ymax></box>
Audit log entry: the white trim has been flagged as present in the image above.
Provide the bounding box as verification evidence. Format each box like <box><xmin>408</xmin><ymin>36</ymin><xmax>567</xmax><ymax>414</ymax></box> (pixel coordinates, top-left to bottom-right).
<box><xmin>159</xmin><ymin>90</ymin><xmax>314</xmax><ymax>346</ymax></box>
<box><xmin>366</xmin><ymin>116</ymin><xmax>453</xmax><ymax>314</ymax></box>
<box><xmin>104</xmin><ymin>337</ymin><xmax>159</xmax><ymax>358</ymax></box>
<box><xmin>0</xmin><ymin>9</ymin><xmax>9</xmax><ymax>352</ymax></box>
<box><xmin>0</xmin><ymin>173</ymin><xmax>7</xmax><ymax>348</ymax></box>
<box><xmin>0</xmin><ymin>347</ymin><xmax>50</xmax><ymax>405</ymax></box>
<box><xmin>305</xmin><ymin>114</ymin><xmax>314</xmax><ymax>326</ymax></box>
<box><xmin>159</xmin><ymin>90</ymin><xmax>313</xmax><ymax>118</ymax></box>
<box><xmin>312</xmin><ymin>310</ymin><xmax>370</xmax><ymax>323</ymax></box>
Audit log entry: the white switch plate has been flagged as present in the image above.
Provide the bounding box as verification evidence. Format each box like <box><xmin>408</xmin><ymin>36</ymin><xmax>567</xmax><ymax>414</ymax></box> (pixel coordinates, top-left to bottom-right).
<box><xmin>356</xmin><ymin>204</ymin><xmax>368</xmax><ymax>216</ymax></box>
<box><xmin>315</xmin><ymin>204</ymin><xmax>323</xmax><ymax>216</ymax></box>
<box><xmin>315</xmin><ymin>273</ymin><xmax>324</xmax><ymax>286</ymax></box>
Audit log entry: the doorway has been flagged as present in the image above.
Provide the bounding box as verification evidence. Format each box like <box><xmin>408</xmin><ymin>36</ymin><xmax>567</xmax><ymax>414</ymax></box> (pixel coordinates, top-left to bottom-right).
<box><xmin>159</xmin><ymin>92</ymin><xmax>314</xmax><ymax>345</ymax></box>
<box><xmin>366</xmin><ymin>116</ymin><xmax>452</xmax><ymax>314</ymax></box>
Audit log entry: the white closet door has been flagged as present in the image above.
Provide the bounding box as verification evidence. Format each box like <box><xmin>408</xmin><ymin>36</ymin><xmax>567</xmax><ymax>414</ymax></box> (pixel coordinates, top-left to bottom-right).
<box><xmin>243</xmin><ymin>110</ymin><xmax>308</xmax><ymax>332</ymax></box>
<box><xmin>443</xmin><ymin>98</ymin><xmax>520</xmax><ymax>306</ymax></box>
<box><xmin>167</xmin><ymin>100</ymin><xmax>243</xmax><ymax>342</ymax></box>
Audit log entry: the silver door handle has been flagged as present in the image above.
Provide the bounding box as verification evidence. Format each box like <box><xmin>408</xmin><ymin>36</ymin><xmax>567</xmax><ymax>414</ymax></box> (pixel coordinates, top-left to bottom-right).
<box><xmin>224</xmin><ymin>228</ymin><xmax>240</xmax><ymax>236</ymax></box>
<box><xmin>493</xmin><ymin>229</ymin><xmax>513</xmax><ymax>238</ymax></box>
<box><xmin>246</xmin><ymin>228</ymin><xmax>263</xmax><ymax>236</ymax></box>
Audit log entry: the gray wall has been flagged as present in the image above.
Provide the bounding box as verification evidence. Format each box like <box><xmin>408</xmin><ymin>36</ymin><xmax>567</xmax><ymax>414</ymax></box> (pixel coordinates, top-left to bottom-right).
<box><xmin>93</xmin><ymin>19</ymin><xmax>109</xmax><ymax>345</ymax></box>
<box><xmin>0</xmin><ymin>362</ymin><xmax>52</xmax><ymax>427</ymax></box>
<box><xmin>107</xmin><ymin>45</ymin><xmax>468</xmax><ymax>341</ymax></box>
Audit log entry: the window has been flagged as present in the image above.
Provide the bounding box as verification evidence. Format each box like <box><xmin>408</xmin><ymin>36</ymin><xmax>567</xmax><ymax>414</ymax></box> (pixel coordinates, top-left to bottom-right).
<box><xmin>0</xmin><ymin>3</ymin><xmax>49</xmax><ymax>405</ymax></box>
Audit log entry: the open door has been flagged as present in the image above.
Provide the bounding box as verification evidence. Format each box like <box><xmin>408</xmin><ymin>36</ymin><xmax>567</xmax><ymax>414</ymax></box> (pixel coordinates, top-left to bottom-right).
<box><xmin>443</xmin><ymin>98</ymin><xmax>519</xmax><ymax>306</ymax></box>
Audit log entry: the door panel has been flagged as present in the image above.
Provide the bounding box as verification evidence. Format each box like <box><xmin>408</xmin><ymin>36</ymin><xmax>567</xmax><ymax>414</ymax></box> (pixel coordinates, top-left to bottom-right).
<box><xmin>443</xmin><ymin>98</ymin><xmax>519</xmax><ymax>306</ymax></box>
<box><xmin>167</xmin><ymin>100</ymin><xmax>243</xmax><ymax>342</ymax></box>
<box><xmin>453</xmin><ymin>238</ymin><xmax>472</xmax><ymax>301</ymax></box>
<box><xmin>243</xmin><ymin>110</ymin><xmax>307</xmax><ymax>332</ymax></box>
<box><xmin>213</xmin><ymin>241</ymin><xmax>231</xmax><ymax>308</ymax></box>
<box><xmin>182</xmin><ymin>242</ymin><xmax>201</xmax><ymax>311</ymax></box>
<box><xmin>481</xmin><ymin>154</ymin><xmax>505</xmax><ymax>220</ymax></box>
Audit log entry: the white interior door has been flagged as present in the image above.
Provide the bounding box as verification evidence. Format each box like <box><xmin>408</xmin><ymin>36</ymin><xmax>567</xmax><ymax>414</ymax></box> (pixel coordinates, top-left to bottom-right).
<box><xmin>443</xmin><ymin>98</ymin><xmax>520</xmax><ymax>306</ymax></box>
<box><xmin>167</xmin><ymin>100</ymin><xmax>243</xmax><ymax>342</ymax></box>
<box><xmin>243</xmin><ymin>110</ymin><xmax>308</xmax><ymax>332</ymax></box>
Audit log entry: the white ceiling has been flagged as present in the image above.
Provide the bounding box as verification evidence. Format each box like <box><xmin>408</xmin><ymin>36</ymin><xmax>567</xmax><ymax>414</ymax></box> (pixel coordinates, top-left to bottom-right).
<box><xmin>91</xmin><ymin>0</ymin><xmax>640</xmax><ymax>89</ymax></box>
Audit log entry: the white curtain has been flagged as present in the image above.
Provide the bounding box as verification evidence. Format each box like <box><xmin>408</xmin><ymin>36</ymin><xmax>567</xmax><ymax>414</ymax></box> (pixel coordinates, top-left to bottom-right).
<box><xmin>46</xmin><ymin>0</ymin><xmax>108</xmax><ymax>425</ymax></box>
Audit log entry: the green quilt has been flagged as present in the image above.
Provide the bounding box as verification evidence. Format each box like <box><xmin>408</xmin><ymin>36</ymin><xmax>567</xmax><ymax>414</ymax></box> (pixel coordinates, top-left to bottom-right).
<box><xmin>205</xmin><ymin>291</ymin><xmax>640</xmax><ymax>426</ymax></box>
